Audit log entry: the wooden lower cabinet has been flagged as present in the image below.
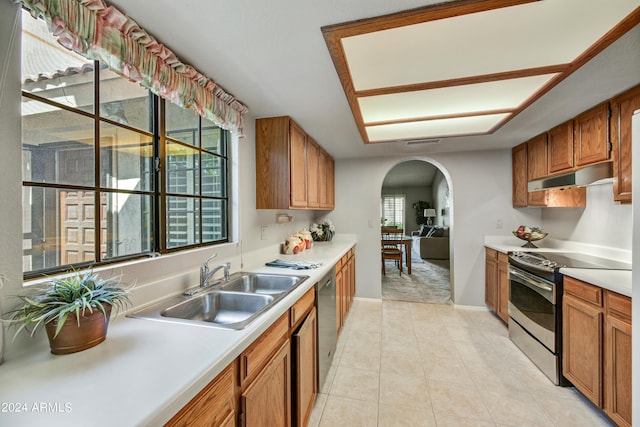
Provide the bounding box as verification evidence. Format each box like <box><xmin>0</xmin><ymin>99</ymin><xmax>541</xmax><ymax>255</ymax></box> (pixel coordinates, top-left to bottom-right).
<box><xmin>336</xmin><ymin>246</ymin><xmax>356</xmax><ymax>334</ymax></box>
<box><xmin>563</xmin><ymin>276</ymin><xmax>632</xmax><ymax>425</ymax></box>
<box><xmin>293</xmin><ymin>307</ymin><xmax>317</xmax><ymax>427</ymax></box>
<box><xmin>604</xmin><ymin>291</ymin><xmax>632</xmax><ymax>427</ymax></box>
<box><xmin>496</xmin><ymin>254</ymin><xmax>509</xmax><ymax>323</ymax></box>
<box><xmin>484</xmin><ymin>248</ymin><xmax>509</xmax><ymax>323</ymax></box>
<box><xmin>165</xmin><ymin>362</ymin><xmax>236</xmax><ymax>427</ymax></box>
<box><xmin>241</xmin><ymin>339</ymin><xmax>292</xmax><ymax>427</ymax></box>
<box><xmin>563</xmin><ymin>290</ymin><xmax>603</xmax><ymax>406</ymax></box>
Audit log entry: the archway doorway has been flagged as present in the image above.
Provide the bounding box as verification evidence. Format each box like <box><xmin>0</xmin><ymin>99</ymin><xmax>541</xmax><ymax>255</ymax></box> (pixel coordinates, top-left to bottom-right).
<box><xmin>380</xmin><ymin>159</ymin><xmax>452</xmax><ymax>304</ymax></box>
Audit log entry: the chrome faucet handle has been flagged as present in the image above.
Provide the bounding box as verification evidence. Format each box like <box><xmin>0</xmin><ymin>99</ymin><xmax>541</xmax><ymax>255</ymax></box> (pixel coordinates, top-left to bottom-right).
<box><xmin>200</xmin><ymin>253</ymin><xmax>218</xmax><ymax>287</ymax></box>
<box><xmin>223</xmin><ymin>262</ymin><xmax>231</xmax><ymax>281</ymax></box>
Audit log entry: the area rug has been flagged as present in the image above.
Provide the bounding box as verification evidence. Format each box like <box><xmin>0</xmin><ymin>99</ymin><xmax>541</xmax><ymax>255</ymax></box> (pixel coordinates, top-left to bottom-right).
<box><xmin>381</xmin><ymin>248</ymin><xmax>451</xmax><ymax>304</ymax></box>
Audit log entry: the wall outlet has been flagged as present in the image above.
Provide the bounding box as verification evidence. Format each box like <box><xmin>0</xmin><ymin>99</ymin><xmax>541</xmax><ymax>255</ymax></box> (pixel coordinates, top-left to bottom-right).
<box><xmin>261</xmin><ymin>226</ymin><xmax>268</xmax><ymax>240</ymax></box>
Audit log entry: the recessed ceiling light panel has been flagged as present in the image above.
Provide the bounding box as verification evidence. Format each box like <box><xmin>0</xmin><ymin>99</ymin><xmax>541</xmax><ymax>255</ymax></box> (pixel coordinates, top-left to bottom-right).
<box><xmin>358</xmin><ymin>74</ymin><xmax>558</xmax><ymax>123</ymax></box>
<box><xmin>365</xmin><ymin>113</ymin><xmax>511</xmax><ymax>142</ymax></box>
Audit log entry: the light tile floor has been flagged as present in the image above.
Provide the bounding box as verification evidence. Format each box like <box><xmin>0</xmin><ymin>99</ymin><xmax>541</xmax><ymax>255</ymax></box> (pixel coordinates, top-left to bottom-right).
<box><xmin>309</xmin><ymin>299</ymin><xmax>615</xmax><ymax>427</ymax></box>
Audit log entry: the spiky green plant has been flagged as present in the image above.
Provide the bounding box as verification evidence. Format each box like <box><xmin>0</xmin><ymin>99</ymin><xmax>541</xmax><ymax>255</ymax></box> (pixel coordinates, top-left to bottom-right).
<box><xmin>6</xmin><ymin>269</ymin><xmax>131</xmax><ymax>339</ymax></box>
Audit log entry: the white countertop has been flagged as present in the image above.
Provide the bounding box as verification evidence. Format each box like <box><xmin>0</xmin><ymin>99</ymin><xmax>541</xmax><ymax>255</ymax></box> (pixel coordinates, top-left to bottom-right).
<box><xmin>0</xmin><ymin>236</ymin><xmax>357</xmax><ymax>426</ymax></box>
<box><xmin>484</xmin><ymin>235</ymin><xmax>632</xmax><ymax>297</ymax></box>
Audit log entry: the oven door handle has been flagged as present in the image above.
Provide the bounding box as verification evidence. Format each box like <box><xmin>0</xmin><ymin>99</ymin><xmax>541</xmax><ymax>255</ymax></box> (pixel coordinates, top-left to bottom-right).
<box><xmin>509</xmin><ymin>266</ymin><xmax>553</xmax><ymax>293</ymax></box>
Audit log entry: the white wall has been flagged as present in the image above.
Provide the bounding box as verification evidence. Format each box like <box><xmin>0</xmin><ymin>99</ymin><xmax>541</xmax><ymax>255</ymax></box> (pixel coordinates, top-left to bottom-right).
<box><xmin>432</xmin><ymin>171</ymin><xmax>450</xmax><ymax>227</ymax></box>
<box><xmin>332</xmin><ymin>150</ymin><xmax>541</xmax><ymax>305</ymax></box>
<box><xmin>541</xmin><ymin>183</ymin><xmax>632</xmax><ymax>250</ymax></box>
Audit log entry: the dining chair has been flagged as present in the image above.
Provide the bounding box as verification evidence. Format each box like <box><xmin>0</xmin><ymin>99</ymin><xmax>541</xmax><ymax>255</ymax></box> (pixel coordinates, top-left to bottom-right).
<box><xmin>381</xmin><ymin>228</ymin><xmax>404</xmax><ymax>275</ymax></box>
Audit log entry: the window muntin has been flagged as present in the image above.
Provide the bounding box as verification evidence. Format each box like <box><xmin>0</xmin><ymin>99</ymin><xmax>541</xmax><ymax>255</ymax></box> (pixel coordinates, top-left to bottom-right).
<box><xmin>21</xmin><ymin>12</ymin><xmax>229</xmax><ymax>277</ymax></box>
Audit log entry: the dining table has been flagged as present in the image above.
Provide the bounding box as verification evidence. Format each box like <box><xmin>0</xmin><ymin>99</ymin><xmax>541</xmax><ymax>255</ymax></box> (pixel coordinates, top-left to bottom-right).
<box><xmin>381</xmin><ymin>235</ymin><xmax>412</xmax><ymax>275</ymax></box>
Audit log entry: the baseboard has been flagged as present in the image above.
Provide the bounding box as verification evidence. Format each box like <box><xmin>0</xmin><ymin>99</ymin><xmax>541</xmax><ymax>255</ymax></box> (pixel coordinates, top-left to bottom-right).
<box><xmin>453</xmin><ymin>304</ymin><xmax>490</xmax><ymax>311</ymax></box>
<box><xmin>353</xmin><ymin>296</ymin><xmax>382</xmax><ymax>303</ymax></box>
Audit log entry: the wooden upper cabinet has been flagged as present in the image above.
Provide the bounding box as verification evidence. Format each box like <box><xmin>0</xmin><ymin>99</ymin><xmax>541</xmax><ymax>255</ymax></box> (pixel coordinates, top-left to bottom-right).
<box><xmin>548</xmin><ymin>120</ymin><xmax>575</xmax><ymax>174</ymax></box>
<box><xmin>306</xmin><ymin>138</ymin><xmax>320</xmax><ymax>208</ymax></box>
<box><xmin>255</xmin><ymin>116</ymin><xmax>334</xmax><ymax>210</ymax></box>
<box><xmin>512</xmin><ymin>143</ymin><xmax>528</xmax><ymax>207</ymax></box>
<box><xmin>318</xmin><ymin>148</ymin><xmax>335</xmax><ymax>210</ymax></box>
<box><xmin>610</xmin><ymin>84</ymin><xmax>640</xmax><ymax>204</ymax></box>
<box><xmin>574</xmin><ymin>102</ymin><xmax>611</xmax><ymax>167</ymax></box>
<box><xmin>527</xmin><ymin>133</ymin><xmax>548</xmax><ymax>180</ymax></box>
<box><xmin>289</xmin><ymin>121</ymin><xmax>308</xmax><ymax>208</ymax></box>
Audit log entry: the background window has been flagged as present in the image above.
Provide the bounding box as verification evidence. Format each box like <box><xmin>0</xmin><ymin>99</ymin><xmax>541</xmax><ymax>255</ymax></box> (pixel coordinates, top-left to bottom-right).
<box><xmin>381</xmin><ymin>194</ymin><xmax>405</xmax><ymax>229</ymax></box>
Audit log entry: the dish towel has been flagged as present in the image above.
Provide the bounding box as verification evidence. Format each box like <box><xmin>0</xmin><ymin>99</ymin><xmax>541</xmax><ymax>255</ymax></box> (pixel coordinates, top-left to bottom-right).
<box><xmin>265</xmin><ymin>259</ymin><xmax>322</xmax><ymax>269</ymax></box>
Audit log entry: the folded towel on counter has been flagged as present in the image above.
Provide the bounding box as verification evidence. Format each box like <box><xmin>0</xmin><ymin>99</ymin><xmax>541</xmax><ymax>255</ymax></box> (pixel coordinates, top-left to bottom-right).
<box><xmin>265</xmin><ymin>259</ymin><xmax>322</xmax><ymax>269</ymax></box>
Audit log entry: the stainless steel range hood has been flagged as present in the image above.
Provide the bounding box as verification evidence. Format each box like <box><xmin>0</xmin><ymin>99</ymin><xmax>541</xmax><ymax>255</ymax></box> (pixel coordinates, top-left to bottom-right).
<box><xmin>528</xmin><ymin>162</ymin><xmax>613</xmax><ymax>192</ymax></box>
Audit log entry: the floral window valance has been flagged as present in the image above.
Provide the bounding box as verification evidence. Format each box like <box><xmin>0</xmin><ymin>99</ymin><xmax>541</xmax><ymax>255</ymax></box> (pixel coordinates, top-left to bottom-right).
<box><xmin>16</xmin><ymin>0</ymin><xmax>248</xmax><ymax>136</ymax></box>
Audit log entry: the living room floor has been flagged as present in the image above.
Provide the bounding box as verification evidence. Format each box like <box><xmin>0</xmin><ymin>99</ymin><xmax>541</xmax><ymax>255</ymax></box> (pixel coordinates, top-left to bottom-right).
<box><xmin>382</xmin><ymin>247</ymin><xmax>450</xmax><ymax>304</ymax></box>
<box><xmin>308</xmin><ymin>299</ymin><xmax>613</xmax><ymax>427</ymax></box>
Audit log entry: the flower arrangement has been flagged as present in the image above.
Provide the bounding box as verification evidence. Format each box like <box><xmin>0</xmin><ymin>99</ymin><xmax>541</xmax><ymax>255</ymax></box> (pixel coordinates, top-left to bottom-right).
<box><xmin>310</xmin><ymin>219</ymin><xmax>335</xmax><ymax>242</ymax></box>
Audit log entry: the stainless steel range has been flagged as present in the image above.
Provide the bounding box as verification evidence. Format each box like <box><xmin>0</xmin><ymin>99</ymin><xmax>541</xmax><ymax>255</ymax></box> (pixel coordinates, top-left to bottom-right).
<box><xmin>507</xmin><ymin>251</ymin><xmax>631</xmax><ymax>386</ymax></box>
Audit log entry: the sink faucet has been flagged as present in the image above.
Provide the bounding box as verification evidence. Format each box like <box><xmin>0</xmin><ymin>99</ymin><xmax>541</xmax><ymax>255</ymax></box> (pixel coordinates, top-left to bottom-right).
<box><xmin>200</xmin><ymin>254</ymin><xmax>230</xmax><ymax>289</ymax></box>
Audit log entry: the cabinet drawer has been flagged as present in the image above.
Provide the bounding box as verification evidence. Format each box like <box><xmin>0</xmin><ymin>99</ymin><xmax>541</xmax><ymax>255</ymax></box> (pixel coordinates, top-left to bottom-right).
<box><xmin>606</xmin><ymin>291</ymin><xmax>631</xmax><ymax>324</ymax></box>
<box><xmin>564</xmin><ymin>277</ymin><xmax>602</xmax><ymax>307</ymax></box>
<box><xmin>291</xmin><ymin>286</ymin><xmax>315</xmax><ymax>328</ymax></box>
<box><xmin>166</xmin><ymin>362</ymin><xmax>235</xmax><ymax>427</ymax></box>
<box><xmin>485</xmin><ymin>247</ymin><xmax>498</xmax><ymax>260</ymax></box>
<box><xmin>240</xmin><ymin>312</ymin><xmax>289</xmax><ymax>385</ymax></box>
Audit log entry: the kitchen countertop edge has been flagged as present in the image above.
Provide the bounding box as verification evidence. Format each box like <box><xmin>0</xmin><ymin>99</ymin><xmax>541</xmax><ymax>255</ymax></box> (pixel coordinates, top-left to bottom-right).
<box><xmin>484</xmin><ymin>235</ymin><xmax>631</xmax><ymax>298</ymax></box>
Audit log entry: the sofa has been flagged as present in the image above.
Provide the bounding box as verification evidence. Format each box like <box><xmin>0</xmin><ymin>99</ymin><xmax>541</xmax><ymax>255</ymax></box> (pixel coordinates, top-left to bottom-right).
<box><xmin>411</xmin><ymin>225</ymin><xmax>450</xmax><ymax>260</ymax></box>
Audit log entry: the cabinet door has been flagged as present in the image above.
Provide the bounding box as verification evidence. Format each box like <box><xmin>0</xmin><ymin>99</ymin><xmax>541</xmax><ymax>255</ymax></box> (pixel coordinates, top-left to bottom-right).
<box><xmin>604</xmin><ymin>291</ymin><xmax>632</xmax><ymax>427</ymax></box>
<box><xmin>610</xmin><ymin>84</ymin><xmax>640</xmax><ymax>203</ymax></box>
<box><xmin>326</xmin><ymin>155</ymin><xmax>335</xmax><ymax>209</ymax></box>
<box><xmin>548</xmin><ymin>121</ymin><xmax>574</xmax><ymax>173</ymax></box>
<box><xmin>307</xmin><ymin>139</ymin><xmax>320</xmax><ymax>208</ymax></box>
<box><xmin>336</xmin><ymin>267</ymin><xmax>344</xmax><ymax>333</ymax></box>
<box><xmin>166</xmin><ymin>362</ymin><xmax>235</xmax><ymax>427</ymax></box>
<box><xmin>512</xmin><ymin>143</ymin><xmax>528</xmax><ymax>207</ymax></box>
<box><xmin>496</xmin><ymin>254</ymin><xmax>509</xmax><ymax>324</ymax></box>
<box><xmin>349</xmin><ymin>253</ymin><xmax>356</xmax><ymax>305</ymax></box>
<box><xmin>563</xmin><ymin>295</ymin><xmax>603</xmax><ymax>407</ymax></box>
<box><xmin>290</xmin><ymin>122</ymin><xmax>308</xmax><ymax>208</ymax></box>
<box><xmin>605</xmin><ymin>314</ymin><xmax>632</xmax><ymax>427</ymax></box>
<box><xmin>318</xmin><ymin>149</ymin><xmax>335</xmax><ymax>210</ymax></box>
<box><xmin>294</xmin><ymin>308</ymin><xmax>317</xmax><ymax>427</ymax></box>
<box><xmin>484</xmin><ymin>248</ymin><xmax>498</xmax><ymax>312</ymax></box>
<box><xmin>574</xmin><ymin>102</ymin><xmax>610</xmax><ymax>167</ymax></box>
<box><xmin>527</xmin><ymin>133</ymin><xmax>548</xmax><ymax>180</ymax></box>
<box><xmin>241</xmin><ymin>340</ymin><xmax>292</xmax><ymax>427</ymax></box>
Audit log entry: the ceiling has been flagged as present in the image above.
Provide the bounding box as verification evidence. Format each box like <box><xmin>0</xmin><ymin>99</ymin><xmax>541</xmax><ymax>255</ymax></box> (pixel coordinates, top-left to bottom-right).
<box><xmin>382</xmin><ymin>160</ymin><xmax>440</xmax><ymax>188</ymax></box>
<box><xmin>323</xmin><ymin>0</ymin><xmax>640</xmax><ymax>143</ymax></box>
<box><xmin>104</xmin><ymin>0</ymin><xmax>640</xmax><ymax>160</ymax></box>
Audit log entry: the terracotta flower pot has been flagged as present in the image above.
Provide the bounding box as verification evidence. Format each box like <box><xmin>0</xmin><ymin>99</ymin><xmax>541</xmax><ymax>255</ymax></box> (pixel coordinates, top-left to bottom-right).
<box><xmin>44</xmin><ymin>305</ymin><xmax>112</xmax><ymax>355</ymax></box>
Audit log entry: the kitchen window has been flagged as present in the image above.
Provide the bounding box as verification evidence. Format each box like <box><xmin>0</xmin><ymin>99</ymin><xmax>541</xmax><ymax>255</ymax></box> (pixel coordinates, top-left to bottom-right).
<box><xmin>21</xmin><ymin>11</ymin><xmax>229</xmax><ymax>278</ymax></box>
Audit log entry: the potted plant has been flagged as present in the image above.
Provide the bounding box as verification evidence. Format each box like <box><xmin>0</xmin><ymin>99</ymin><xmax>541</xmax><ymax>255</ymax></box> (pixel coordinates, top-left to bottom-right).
<box><xmin>412</xmin><ymin>200</ymin><xmax>432</xmax><ymax>225</ymax></box>
<box><xmin>6</xmin><ymin>269</ymin><xmax>131</xmax><ymax>355</ymax></box>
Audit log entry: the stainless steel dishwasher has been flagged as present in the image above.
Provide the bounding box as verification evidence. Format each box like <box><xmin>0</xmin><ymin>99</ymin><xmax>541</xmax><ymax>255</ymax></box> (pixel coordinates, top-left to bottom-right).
<box><xmin>317</xmin><ymin>267</ymin><xmax>336</xmax><ymax>391</ymax></box>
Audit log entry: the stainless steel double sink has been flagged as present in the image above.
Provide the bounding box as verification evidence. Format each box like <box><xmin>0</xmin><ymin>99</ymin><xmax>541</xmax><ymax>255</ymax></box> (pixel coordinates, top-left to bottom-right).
<box><xmin>129</xmin><ymin>272</ymin><xmax>308</xmax><ymax>330</ymax></box>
